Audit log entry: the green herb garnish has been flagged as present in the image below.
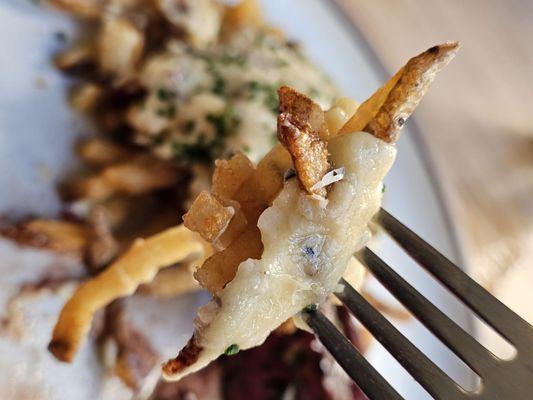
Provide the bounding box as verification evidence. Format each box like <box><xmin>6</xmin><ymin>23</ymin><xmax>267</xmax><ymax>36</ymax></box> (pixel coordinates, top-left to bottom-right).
<box><xmin>220</xmin><ymin>53</ymin><xmax>247</xmax><ymax>67</ymax></box>
<box><xmin>224</xmin><ymin>344</ymin><xmax>240</xmax><ymax>356</ymax></box>
<box><xmin>206</xmin><ymin>106</ymin><xmax>240</xmax><ymax>137</ymax></box>
<box><xmin>156</xmin><ymin>104</ymin><xmax>176</xmax><ymax>118</ymax></box>
<box><xmin>184</xmin><ymin>120</ymin><xmax>196</xmax><ymax>133</ymax></box>
<box><xmin>382</xmin><ymin>184</ymin><xmax>386</xmax><ymax>193</ymax></box>
<box><xmin>303</xmin><ymin>304</ymin><xmax>318</xmax><ymax>313</ymax></box>
<box><xmin>247</xmin><ymin>81</ymin><xmax>279</xmax><ymax>114</ymax></box>
<box><xmin>157</xmin><ymin>88</ymin><xmax>176</xmax><ymax>102</ymax></box>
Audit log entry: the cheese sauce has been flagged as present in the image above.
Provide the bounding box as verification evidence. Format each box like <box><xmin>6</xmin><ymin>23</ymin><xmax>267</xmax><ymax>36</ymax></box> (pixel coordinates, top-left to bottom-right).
<box><xmin>128</xmin><ymin>29</ymin><xmax>338</xmax><ymax>164</ymax></box>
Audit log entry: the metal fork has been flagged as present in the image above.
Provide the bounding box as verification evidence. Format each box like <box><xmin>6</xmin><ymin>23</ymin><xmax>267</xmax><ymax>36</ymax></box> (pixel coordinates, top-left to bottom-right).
<box><xmin>303</xmin><ymin>208</ymin><xmax>533</xmax><ymax>399</ymax></box>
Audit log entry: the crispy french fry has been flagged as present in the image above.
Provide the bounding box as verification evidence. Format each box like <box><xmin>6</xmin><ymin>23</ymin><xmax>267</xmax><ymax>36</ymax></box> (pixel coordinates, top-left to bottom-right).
<box><xmin>278</xmin><ymin>86</ymin><xmax>329</xmax><ymax>140</ymax></box>
<box><xmin>78</xmin><ymin>138</ymin><xmax>133</xmax><ymax>166</ymax></box>
<box><xmin>62</xmin><ymin>157</ymin><xmax>181</xmax><ymax>201</ymax></box>
<box><xmin>86</xmin><ymin>206</ymin><xmax>119</xmax><ymax>270</ymax></box>
<box><xmin>48</xmin><ymin>225</ymin><xmax>207</xmax><ymax>362</ymax></box>
<box><xmin>340</xmin><ymin>42</ymin><xmax>458</xmax><ymax>142</ymax></box>
<box><xmin>194</xmin><ymin>224</ymin><xmax>262</xmax><ymax>294</ymax></box>
<box><xmin>278</xmin><ymin>113</ymin><xmax>330</xmax><ymax>196</ymax></box>
<box><xmin>211</xmin><ymin>152</ymin><xmax>254</xmax><ymax>201</ymax></box>
<box><xmin>252</xmin><ymin>144</ymin><xmax>292</xmax><ymax>203</ymax></box>
<box><xmin>0</xmin><ymin>219</ymin><xmax>90</xmax><ymax>254</ymax></box>
<box><xmin>183</xmin><ymin>191</ymin><xmax>235</xmax><ymax>243</ymax></box>
<box><xmin>191</xmin><ymin>149</ymin><xmax>284</xmax><ymax>293</ymax></box>
<box><xmin>97</xmin><ymin>18</ymin><xmax>144</xmax><ymax>78</ymax></box>
<box><xmin>70</xmin><ymin>84</ymin><xmax>104</xmax><ymax>112</ymax></box>
<box><xmin>277</xmin><ymin>87</ymin><xmax>330</xmax><ymax>196</ymax></box>
<box><xmin>138</xmin><ymin>262</ymin><xmax>201</xmax><ymax>297</ymax></box>
<box><xmin>223</xmin><ymin>0</ymin><xmax>263</xmax><ymax>30</ymax></box>
<box><xmin>54</xmin><ymin>45</ymin><xmax>95</xmax><ymax>73</ymax></box>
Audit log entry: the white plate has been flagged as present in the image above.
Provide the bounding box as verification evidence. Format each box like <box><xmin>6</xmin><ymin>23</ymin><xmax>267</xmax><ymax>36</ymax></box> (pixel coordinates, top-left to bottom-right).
<box><xmin>0</xmin><ymin>0</ymin><xmax>475</xmax><ymax>398</ymax></box>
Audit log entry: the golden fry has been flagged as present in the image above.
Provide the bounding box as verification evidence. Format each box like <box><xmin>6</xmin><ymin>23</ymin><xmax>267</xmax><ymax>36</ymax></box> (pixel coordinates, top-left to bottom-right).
<box><xmin>340</xmin><ymin>42</ymin><xmax>458</xmax><ymax>142</ymax></box>
<box><xmin>138</xmin><ymin>263</ymin><xmax>201</xmax><ymax>297</ymax></box>
<box><xmin>211</xmin><ymin>152</ymin><xmax>254</xmax><ymax>201</ymax></box>
<box><xmin>78</xmin><ymin>138</ymin><xmax>133</xmax><ymax>166</ymax></box>
<box><xmin>278</xmin><ymin>113</ymin><xmax>330</xmax><ymax>196</ymax></box>
<box><xmin>223</xmin><ymin>0</ymin><xmax>263</xmax><ymax>31</ymax></box>
<box><xmin>48</xmin><ymin>225</ymin><xmax>207</xmax><ymax>362</ymax></box>
<box><xmin>70</xmin><ymin>83</ymin><xmax>104</xmax><ymax>112</ymax></box>
<box><xmin>97</xmin><ymin>17</ymin><xmax>144</xmax><ymax>78</ymax></box>
<box><xmin>194</xmin><ymin>224</ymin><xmax>262</xmax><ymax>294</ymax></box>
<box><xmin>54</xmin><ymin>45</ymin><xmax>95</xmax><ymax>73</ymax></box>
<box><xmin>62</xmin><ymin>156</ymin><xmax>181</xmax><ymax>201</ymax></box>
<box><xmin>277</xmin><ymin>87</ymin><xmax>330</xmax><ymax>196</ymax></box>
<box><xmin>183</xmin><ymin>191</ymin><xmax>235</xmax><ymax>243</ymax></box>
<box><xmin>0</xmin><ymin>219</ymin><xmax>90</xmax><ymax>254</ymax></box>
<box><xmin>278</xmin><ymin>86</ymin><xmax>329</xmax><ymax>140</ymax></box>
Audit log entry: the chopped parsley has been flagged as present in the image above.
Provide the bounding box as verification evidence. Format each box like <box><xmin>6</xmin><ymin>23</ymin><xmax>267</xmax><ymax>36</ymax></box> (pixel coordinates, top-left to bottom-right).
<box><xmin>157</xmin><ymin>87</ymin><xmax>176</xmax><ymax>101</ymax></box>
<box><xmin>309</xmin><ymin>87</ymin><xmax>320</xmax><ymax>99</ymax></box>
<box><xmin>224</xmin><ymin>344</ymin><xmax>240</xmax><ymax>356</ymax></box>
<box><xmin>219</xmin><ymin>53</ymin><xmax>247</xmax><ymax>67</ymax></box>
<box><xmin>303</xmin><ymin>304</ymin><xmax>318</xmax><ymax>313</ymax></box>
<box><xmin>277</xmin><ymin>59</ymin><xmax>289</xmax><ymax>68</ymax></box>
<box><xmin>212</xmin><ymin>74</ymin><xmax>226</xmax><ymax>95</ymax></box>
<box><xmin>205</xmin><ymin>59</ymin><xmax>226</xmax><ymax>95</ymax></box>
<box><xmin>184</xmin><ymin>120</ymin><xmax>196</xmax><ymax>134</ymax></box>
<box><xmin>156</xmin><ymin>104</ymin><xmax>176</xmax><ymax>118</ymax></box>
<box><xmin>382</xmin><ymin>184</ymin><xmax>386</xmax><ymax>193</ymax></box>
<box><xmin>206</xmin><ymin>106</ymin><xmax>240</xmax><ymax>137</ymax></box>
<box><xmin>242</xmin><ymin>144</ymin><xmax>251</xmax><ymax>154</ymax></box>
<box><xmin>172</xmin><ymin>141</ymin><xmax>213</xmax><ymax>163</ymax></box>
<box><xmin>247</xmin><ymin>81</ymin><xmax>279</xmax><ymax>114</ymax></box>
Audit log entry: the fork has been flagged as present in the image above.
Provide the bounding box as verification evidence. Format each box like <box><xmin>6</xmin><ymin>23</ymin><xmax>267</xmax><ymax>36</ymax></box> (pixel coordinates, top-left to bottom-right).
<box><xmin>303</xmin><ymin>208</ymin><xmax>533</xmax><ymax>399</ymax></box>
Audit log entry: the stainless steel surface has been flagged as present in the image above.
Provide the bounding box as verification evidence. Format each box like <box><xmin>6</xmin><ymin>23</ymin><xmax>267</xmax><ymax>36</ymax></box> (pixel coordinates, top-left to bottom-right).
<box><xmin>304</xmin><ymin>209</ymin><xmax>533</xmax><ymax>399</ymax></box>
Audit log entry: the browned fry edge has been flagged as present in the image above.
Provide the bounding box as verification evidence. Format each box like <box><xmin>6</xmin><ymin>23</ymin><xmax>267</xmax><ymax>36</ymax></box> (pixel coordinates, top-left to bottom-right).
<box><xmin>365</xmin><ymin>42</ymin><xmax>459</xmax><ymax>143</ymax></box>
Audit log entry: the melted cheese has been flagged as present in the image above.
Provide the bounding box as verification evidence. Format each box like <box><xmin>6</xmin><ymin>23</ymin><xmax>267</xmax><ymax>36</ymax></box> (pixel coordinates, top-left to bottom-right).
<box><xmin>129</xmin><ymin>29</ymin><xmax>338</xmax><ymax>164</ymax></box>
<box><xmin>163</xmin><ymin>131</ymin><xmax>396</xmax><ymax>381</ymax></box>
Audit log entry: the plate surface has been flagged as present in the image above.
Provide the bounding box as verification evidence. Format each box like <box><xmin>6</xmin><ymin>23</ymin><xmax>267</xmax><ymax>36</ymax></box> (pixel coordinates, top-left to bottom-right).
<box><xmin>0</xmin><ymin>0</ymin><xmax>474</xmax><ymax>398</ymax></box>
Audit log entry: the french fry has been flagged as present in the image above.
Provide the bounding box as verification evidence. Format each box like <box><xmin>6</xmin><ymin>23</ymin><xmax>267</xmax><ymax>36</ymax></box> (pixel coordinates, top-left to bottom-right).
<box><xmin>183</xmin><ymin>191</ymin><xmax>235</xmax><ymax>243</ymax></box>
<box><xmin>138</xmin><ymin>262</ymin><xmax>201</xmax><ymax>297</ymax></box>
<box><xmin>48</xmin><ymin>225</ymin><xmax>207</xmax><ymax>362</ymax></box>
<box><xmin>340</xmin><ymin>42</ymin><xmax>459</xmax><ymax>142</ymax></box>
<box><xmin>70</xmin><ymin>83</ymin><xmax>104</xmax><ymax>112</ymax></box>
<box><xmin>278</xmin><ymin>113</ymin><xmax>330</xmax><ymax>196</ymax></box>
<box><xmin>278</xmin><ymin>86</ymin><xmax>329</xmax><ymax>140</ymax></box>
<box><xmin>211</xmin><ymin>152</ymin><xmax>254</xmax><ymax>201</ymax></box>
<box><xmin>86</xmin><ymin>206</ymin><xmax>119</xmax><ymax>270</ymax></box>
<box><xmin>194</xmin><ymin>224</ymin><xmax>262</xmax><ymax>294</ymax></box>
<box><xmin>78</xmin><ymin>137</ymin><xmax>133</xmax><ymax>166</ymax></box>
<box><xmin>0</xmin><ymin>219</ymin><xmax>90</xmax><ymax>254</ymax></box>
<box><xmin>62</xmin><ymin>156</ymin><xmax>181</xmax><ymax>201</ymax></box>
<box><xmin>252</xmin><ymin>144</ymin><xmax>292</xmax><ymax>203</ymax></box>
<box><xmin>97</xmin><ymin>18</ymin><xmax>144</xmax><ymax>79</ymax></box>
<box><xmin>277</xmin><ymin>87</ymin><xmax>330</xmax><ymax>196</ymax></box>
<box><xmin>223</xmin><ymin>0</ymin><xmax>263</xmax><ymax>31</ymax></box>
<box><xmin>54</xmin><ymin>45</ymin><xmax>95</xmax><ymax>74</ymax></box>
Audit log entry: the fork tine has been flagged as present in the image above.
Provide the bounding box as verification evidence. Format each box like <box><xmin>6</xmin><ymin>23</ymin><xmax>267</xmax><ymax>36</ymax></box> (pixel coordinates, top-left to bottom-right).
<box><xmin>303</xmin><ymin>309</ymin><xmax>404</xmax><ymax>400</ymax></box>
<box><xmin>335</xmin><ymin>279</ymin><xmax>465</xmax><ymax>400</ymax></box>
<box><xmin>356</xmin><ymin>248</ymin><xmax>498</xmax><ymax>376</ymax></box>
<box><xmin>377</xmin><ymin>208</ymin><xmax>533</xmax><ymax>347</ymax></box>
